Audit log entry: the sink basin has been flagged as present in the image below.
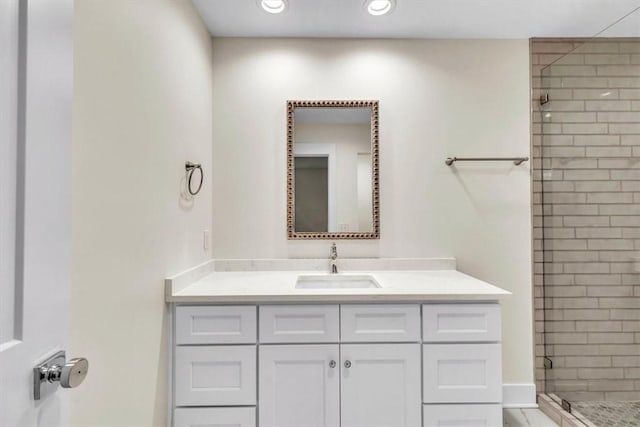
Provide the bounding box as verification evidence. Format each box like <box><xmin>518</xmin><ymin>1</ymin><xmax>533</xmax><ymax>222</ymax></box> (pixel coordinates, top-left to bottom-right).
<box><xmin>295</xmin><ymin>274</ymin><xmax>381</xmax><ymax>289</ymax></box>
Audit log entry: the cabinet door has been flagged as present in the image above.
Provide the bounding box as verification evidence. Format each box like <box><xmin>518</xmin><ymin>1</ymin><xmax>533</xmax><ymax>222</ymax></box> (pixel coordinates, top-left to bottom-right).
<box><xmin>259</xmin><ymin>305</ymin><xmax>339</xmax><ymax>343</ymax></box>
<box><xmin>341</xmin><ymin>344</ymin><xmax>421</xmax><ymax>427</ymax></box>
<box><xmin>423</xmin><ymin>343</ymin><xmax>502</xmax><ymax>403</ymax></box>
<box><xmin>422</xmin><ymin>404</ymin><xmax>502</xmax><ymax>427</ymax></box>
<box><xmin>175</xmin><ymin>305</ymin><xmax>256</xmax><ymax>344</ymax></box>
<box><xmin>341</xmin><ymin>304</ymin><xmax>420</xmax><ymax>342</ymax></box>
<box><xmin>259</xmin><ymin>345</ymin><xmax>340</xmax><ymax>427</ymax></box>
<box><xmin>175</xmin><ymin>346</ymin><xmax>256</xmax><ymax>406</ymax></box>
<box><xmin>422</xmin><ymin>304</ymin><xmax>501</xmax><ymax>343</ymax></box>
<box><xmin>174</xmin><ymin>407</ymin><xmax>255</xmax><ymax>427</ymax></box>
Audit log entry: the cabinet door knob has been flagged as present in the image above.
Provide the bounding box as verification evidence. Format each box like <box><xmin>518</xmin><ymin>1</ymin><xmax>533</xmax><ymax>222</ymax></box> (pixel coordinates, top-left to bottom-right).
<box><xmin>329</xmin><ymin>360</ymin><xmax>336</xmax><ymax>368</ymax></box>
<box><xmin>344</xmin><ymin>360</ymin><xmax>352</xmax><ymax>368</ymax></box>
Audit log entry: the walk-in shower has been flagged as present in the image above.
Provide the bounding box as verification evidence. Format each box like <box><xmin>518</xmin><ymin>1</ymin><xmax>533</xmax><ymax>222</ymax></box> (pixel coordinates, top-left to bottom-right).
<box><xmin>536</xmin><ymin>6</ymin><xmax>640</xmax><ymax>427</ymax></box>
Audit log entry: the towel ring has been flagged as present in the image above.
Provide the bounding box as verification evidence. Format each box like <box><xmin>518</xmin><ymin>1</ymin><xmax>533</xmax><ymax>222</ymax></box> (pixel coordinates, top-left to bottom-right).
<box><xmin>185</xmin><ymin>161</ymin><xmax>203</xmax><ymax>196</ymax></box>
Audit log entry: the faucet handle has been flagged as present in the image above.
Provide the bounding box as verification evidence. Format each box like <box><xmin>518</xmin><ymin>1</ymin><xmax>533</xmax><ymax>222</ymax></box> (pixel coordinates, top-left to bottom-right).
<box><xmin>329</xmin><ymin>243</ymin><xmax>338</xmax><ymax>273</ymax></box>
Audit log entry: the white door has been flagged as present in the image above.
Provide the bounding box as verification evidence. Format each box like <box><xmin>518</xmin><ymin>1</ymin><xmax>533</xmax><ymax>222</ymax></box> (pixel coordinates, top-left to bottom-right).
<box><xmin>0</xmin><ymin>0</ymin><xmax>74</xmax><ymax>426</ymax></box>
<box><xmin>341</xmin><ymin>344</ymin><xmax>422</xmax><ymax>427</ymax></box>
<box><xmin>258</xmin><ymin>345</ymin><xmax>340</xmax><ymax>427</ymax></box>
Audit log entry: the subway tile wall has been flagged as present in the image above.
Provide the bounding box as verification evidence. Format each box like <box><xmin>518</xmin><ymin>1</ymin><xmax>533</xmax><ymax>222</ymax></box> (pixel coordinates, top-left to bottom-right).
<box><xmin>532</xmin><ymin>38</ymin><xmax>640</xmax><ymax>402</ymax></box>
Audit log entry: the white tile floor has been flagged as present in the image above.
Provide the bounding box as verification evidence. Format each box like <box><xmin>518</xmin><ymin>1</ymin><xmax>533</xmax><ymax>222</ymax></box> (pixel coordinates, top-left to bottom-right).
<box><xmin>504</xmin><ymin>408</ymin><xmax>560</xmax><ymax>426</ymax></box>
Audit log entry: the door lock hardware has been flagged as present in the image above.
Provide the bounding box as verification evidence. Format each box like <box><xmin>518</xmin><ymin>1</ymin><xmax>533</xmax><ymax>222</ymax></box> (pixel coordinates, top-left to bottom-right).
<box><xmin>34</xmin><ymin>351</ymin><xmax>89</xmax><ymax>400</ymax></box>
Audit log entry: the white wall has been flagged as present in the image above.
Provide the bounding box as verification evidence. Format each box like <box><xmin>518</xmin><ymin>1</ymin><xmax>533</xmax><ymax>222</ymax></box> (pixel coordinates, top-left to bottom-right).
<box><xmin>71</xmin><ymin>1</ymin><xmax>212</xmax><ymax>425</ymax></box>
<box><xmin>211</xmin><ymin>38</ymin><xmax>532</xmax><ymax>384</ymax></box>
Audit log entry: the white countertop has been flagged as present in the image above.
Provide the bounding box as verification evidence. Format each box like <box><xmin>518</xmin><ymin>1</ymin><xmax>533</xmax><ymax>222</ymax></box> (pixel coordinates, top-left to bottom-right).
<box><xmin>165</xmin><ymin>260</ymin><xmax>510</xmax><ymax>303</ymax></box>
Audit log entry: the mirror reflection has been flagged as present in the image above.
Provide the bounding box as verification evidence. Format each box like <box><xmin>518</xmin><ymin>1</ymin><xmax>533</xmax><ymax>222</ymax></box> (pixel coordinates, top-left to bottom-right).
<box><xmin>287</xmin><ymin>101</ymin><xmax>379</xmax><ymax>240</ymax></box>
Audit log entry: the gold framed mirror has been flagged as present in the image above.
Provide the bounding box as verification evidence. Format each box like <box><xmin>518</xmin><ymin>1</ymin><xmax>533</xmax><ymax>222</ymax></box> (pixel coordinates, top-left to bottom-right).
<box><xmin>287</xmin><ymin>100</ymin><xmax>379</xmax><ymax>240</ymax></box>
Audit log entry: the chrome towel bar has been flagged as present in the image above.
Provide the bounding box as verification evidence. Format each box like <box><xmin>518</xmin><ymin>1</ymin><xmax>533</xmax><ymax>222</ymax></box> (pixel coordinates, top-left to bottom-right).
<box><xmin>445</xmin><ymin>157</ymin><xmax>529</xmax><ymax>166</ymax></box>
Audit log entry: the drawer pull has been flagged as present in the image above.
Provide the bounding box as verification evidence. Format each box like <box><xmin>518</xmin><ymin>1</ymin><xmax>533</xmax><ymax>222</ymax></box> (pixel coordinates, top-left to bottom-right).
<box><xmin>329</xmin><ymin>360</ymin><xmax>336</xmax><ymax>368</ymax></box>
<box><xmin>344</xmin><ymin>360</ymin><xmax>352</xmax><ymax>369</ymax></box>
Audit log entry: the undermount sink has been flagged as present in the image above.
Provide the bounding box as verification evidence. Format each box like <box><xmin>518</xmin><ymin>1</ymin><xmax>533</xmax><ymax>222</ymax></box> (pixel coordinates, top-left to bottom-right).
<box><xmin>295</xmin><ymin>274</ymin><xmax>381</xmax><ymax>289</ymax></box>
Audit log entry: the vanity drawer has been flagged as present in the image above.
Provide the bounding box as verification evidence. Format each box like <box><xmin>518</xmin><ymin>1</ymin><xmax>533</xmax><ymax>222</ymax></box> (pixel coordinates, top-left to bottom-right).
<box><xmin>175</xmin><ymin>346</ymin><xmax>256</xmax><ymax>406</ymax></box>
<box><xmin>422</xmin><ymin>303</ymin><xmax>501</xmax><ymax>342</ymax></box>
<box><xmin>422</xmin><ymin>343</ymin><xmax>502</xmax><ymax>403</ymax></box>
<box><xmin>259</xmin><ymin>305</ymin><xmax>339</xmax><ymax>343</ymax></box>
<box><xmin>341</xmin><ymin>304</ymin><xmax>420</xmax><ymax>342</ymax></box>
<box><xmin>422</xmin><ymin>404</ymin><xmax>502</xmax><ymax>427</ymax></box>
<box><xmin>174</xmin><ymin>407</ymin><xmax>256</xmax><ymax>427</ymax></box>
<box><xmin>175</xmin><ymin>305</ymin><xmax>256</xmax><ymax>345</ymax></box>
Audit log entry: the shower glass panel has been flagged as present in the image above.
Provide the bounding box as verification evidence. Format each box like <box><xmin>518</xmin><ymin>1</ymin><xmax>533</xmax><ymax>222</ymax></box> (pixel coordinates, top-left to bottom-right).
<box><xmin>541</xmin><ymin>7</ymin><xmax>640</xmax><ymax>425</ymax></box>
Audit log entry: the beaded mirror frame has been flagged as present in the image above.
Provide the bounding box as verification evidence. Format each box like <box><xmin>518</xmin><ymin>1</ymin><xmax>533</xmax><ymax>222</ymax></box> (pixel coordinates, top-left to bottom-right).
<box><xmin>287</xmin><ymin>100</ymin><xmax>380</xmax><ymax>240</ymax></box>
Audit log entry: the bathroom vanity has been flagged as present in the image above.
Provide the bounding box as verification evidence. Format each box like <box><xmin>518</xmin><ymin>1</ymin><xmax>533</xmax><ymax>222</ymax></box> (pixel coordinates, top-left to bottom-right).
<box><xmin>165</xmin><ymin>260</ymin><xmax>510</xmax><ymax>427</ymax></box>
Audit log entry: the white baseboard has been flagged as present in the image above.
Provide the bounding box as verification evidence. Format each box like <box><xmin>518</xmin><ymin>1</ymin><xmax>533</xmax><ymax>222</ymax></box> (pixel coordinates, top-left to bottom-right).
<box><xmin>503</xmin><ymin>384</ymin><xmax>538</xmax><ymax>408</ymax></box>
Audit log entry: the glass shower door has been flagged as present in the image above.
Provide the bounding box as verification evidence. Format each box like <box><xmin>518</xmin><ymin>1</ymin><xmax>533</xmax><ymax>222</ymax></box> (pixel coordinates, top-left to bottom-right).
<box><xmin>540</xmin><ymin>9</ymin><xmax>640</xmax><ymax>425</ymax></box>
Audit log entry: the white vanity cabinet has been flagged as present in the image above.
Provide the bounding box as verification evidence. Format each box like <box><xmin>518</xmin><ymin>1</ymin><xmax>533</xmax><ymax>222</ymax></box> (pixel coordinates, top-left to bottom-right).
<box><xmin>171</xmin><ymin>302</ymin><xmax>502</xmax><ymax>427</ymax></box>
<box><xmin>172</xmin><ymin>305</ymin><xmax>258</xmax><ymax>427</ymax></box>
<box><xmin>421</xmin><ymin>303</ymin><xmax>503</xmax><ymax>426</ymax></box>
<box><xmin>257</xmin><ymin>304</ymin><xmax>421</xmax><ymax>427</ymax></box>
<box><xmin>258</xmin><ymin>343</ymin><xmax>421</xmax><ymax>427</ymax></box>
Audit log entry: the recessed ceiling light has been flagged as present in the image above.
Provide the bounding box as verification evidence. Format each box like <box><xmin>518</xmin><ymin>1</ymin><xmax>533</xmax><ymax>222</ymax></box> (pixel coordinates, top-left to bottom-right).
<box><xmin>258</xmin><ymin>0</ymin><xmax>287</xmax><ymax>14</ymax></box>
<box><xmin>365</xmin><ymin>0</ymin><xmax>395</xmax><ymax>16</ymax></box>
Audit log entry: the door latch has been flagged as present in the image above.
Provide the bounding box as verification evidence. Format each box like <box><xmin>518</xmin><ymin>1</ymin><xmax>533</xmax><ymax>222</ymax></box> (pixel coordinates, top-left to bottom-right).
<box><xmin>34</xmin><ymin>351</ymin><xmax>89</xmax><ymax>400</ymax></box>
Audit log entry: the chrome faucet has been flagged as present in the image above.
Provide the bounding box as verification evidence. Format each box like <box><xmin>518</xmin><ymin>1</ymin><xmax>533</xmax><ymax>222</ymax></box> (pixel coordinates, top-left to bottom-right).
<box><xmin>329</xmin><ymin>243</ymin><xmax>338</xmax><ymax>274</ymax></box>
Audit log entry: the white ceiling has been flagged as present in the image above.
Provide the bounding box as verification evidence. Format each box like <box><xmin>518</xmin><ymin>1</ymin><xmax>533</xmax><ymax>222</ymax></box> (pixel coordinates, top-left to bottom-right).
<box><xmin>192</xmin><ymin>0</ymin><xmax>640</xmax><ymax>39</ymax></box>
